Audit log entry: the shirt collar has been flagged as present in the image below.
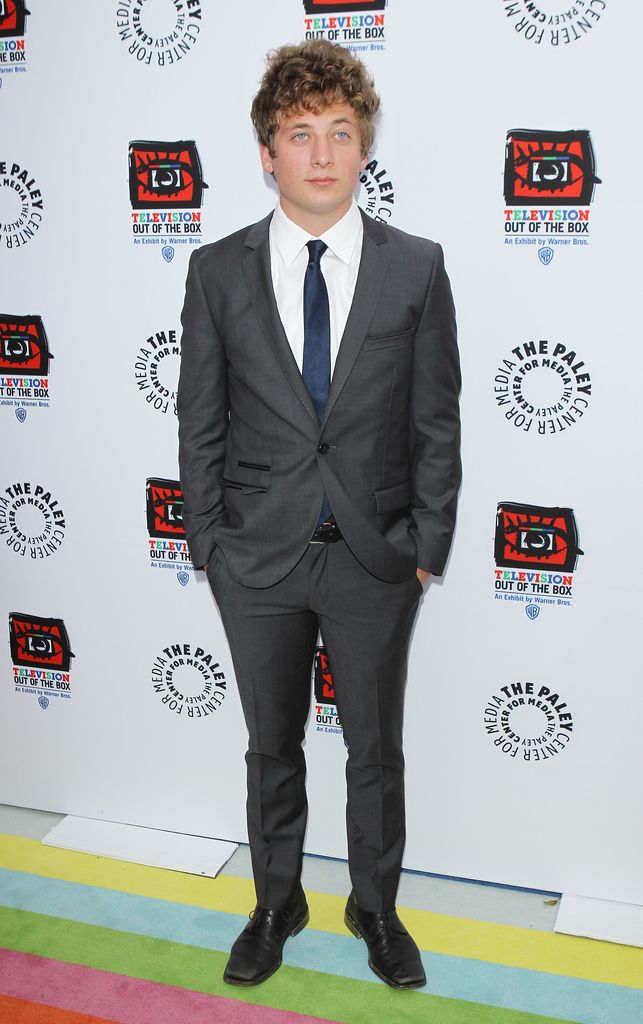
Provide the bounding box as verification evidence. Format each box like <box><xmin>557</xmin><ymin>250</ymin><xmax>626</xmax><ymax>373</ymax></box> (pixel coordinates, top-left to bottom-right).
<box><xmin>271</xmin><ymin>199</ymin><xmax>363</xmax><ymax>266</ymax></box>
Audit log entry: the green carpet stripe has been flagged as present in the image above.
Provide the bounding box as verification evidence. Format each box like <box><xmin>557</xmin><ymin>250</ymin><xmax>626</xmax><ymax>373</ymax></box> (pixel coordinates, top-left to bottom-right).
<box><xmin>0</xmin><ymin>905</ymin><xmax>577</xmax><ymax>1024</ymax></box>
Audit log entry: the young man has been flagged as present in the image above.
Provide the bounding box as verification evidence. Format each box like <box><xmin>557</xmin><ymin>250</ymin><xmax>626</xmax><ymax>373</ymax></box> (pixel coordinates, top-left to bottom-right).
<box><xmin>177</xmin><ymin>40</ymin><xmax>461</xmax><ymax>990</ymax></box>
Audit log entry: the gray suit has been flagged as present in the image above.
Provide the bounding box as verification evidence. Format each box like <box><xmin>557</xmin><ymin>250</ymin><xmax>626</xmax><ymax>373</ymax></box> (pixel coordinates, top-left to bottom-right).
<box><xmin>177</xmin><ymin>209</ymin><xmax>460</xmax><ymax>910</ymax></box>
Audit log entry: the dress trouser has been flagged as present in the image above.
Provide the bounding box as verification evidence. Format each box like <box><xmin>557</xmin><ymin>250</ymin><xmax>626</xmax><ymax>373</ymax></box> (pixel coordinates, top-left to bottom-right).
<box><xmin>207</xmin><ymin>538</ymin><xmax>422</xmax><ymax>913</ymax></box>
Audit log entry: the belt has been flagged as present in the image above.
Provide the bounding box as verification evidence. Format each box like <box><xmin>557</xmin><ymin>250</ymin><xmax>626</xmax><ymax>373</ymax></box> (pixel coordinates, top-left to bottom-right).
<box><xmin>310</xmin><ymin>519</ymin><xmax>342</xmax><ymax>544</ymax></box>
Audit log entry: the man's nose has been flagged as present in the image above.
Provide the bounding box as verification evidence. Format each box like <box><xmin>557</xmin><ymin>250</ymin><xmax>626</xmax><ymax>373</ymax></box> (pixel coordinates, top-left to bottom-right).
<box><xmin>311</xmin><ymin>138</ymin><xmax>333</xmax><ymax>166</ymax></box>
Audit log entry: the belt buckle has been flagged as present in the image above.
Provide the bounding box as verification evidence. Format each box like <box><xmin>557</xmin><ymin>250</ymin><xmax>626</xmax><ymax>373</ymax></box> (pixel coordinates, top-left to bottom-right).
<box><xmin>310</xmin><ymin>519</ymin><xmax>339</xmax><ymax>544</ymax></box>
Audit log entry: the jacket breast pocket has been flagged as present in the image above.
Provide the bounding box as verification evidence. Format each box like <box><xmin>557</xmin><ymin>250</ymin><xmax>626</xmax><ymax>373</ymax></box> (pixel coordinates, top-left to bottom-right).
<box><xmin>363</xmin><ymin>328</ymin><xmax>414</xmax><ymax>352</ymax></box>
<box><xmin>374</xmin><ymin>479</ymin><xmax>413</xmax><ymax>515</ymax></box>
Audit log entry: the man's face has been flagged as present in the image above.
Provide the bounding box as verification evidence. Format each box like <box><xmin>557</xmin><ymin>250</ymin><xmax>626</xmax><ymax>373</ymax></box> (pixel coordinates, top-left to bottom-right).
<box><xmin>260</xmin><ymin>103</ymin><xmax>367</xmax><ymax>233</ymax></box>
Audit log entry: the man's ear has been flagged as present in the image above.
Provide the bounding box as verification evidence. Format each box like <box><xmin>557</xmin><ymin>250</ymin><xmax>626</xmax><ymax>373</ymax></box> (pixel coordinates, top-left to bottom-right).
<box><xmin>260</xmin><ymin>143</ymin><xmax>274</xmax><ymax>175</ymax></box>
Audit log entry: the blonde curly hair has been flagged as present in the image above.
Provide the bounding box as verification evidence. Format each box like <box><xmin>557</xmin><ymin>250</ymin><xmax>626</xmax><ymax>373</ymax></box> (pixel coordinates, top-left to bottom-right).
<box><xmin>251</xmin><ymin>39</ymin><xmax>380</xmax><ymax>157</ymax></box>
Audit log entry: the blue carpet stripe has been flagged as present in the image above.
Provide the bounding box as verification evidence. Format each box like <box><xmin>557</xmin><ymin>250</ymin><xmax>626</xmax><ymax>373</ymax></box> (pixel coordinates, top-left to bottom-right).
<box><xmin>1</xmin><ymin>867</ymin><xmax>641</xmax><ymax>1024</ymax></box>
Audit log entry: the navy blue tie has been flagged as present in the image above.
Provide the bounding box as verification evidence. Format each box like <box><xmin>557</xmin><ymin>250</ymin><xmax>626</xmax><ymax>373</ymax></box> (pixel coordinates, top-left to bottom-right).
<box><xmin>303</xmin><ymin>240</ymin><xmax>332</xmax><ymax>524</ymax></box>
<box><xmin>303</xmin><ymin>240</ymin><xmax>330</xmax><ymax>421</ymax></box>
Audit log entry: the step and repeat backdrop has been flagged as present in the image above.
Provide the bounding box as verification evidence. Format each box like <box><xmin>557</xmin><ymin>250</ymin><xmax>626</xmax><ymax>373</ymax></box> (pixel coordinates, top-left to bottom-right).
<box><xmin>2</xmin><ymin>1</ymin><xmax>642</xmax><ymax>909</ymax></box>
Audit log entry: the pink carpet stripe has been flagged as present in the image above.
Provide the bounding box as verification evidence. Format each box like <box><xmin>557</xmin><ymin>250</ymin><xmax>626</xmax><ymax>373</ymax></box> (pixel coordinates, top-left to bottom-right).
<box><xmin>0</xmin><ymin>949</ymin><xmax>335</xmax><ymax>1024</ymax></box>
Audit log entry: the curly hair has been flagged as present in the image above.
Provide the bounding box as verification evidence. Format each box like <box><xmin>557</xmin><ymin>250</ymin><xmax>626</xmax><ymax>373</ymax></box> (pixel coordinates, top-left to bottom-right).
<box><xmin>251</xmin><ymin>40</ymin><xmax>380</xmax><ymax>157</ymax></box>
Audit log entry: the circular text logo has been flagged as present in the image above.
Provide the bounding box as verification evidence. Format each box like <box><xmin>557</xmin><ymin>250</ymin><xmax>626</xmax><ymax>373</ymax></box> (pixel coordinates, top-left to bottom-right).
<box><xmin>484</xmin><ymin>681</ymin><xmax>574</xmax><ymax>761</ymax></box>
<box><xmin>134</xmin><ymin>328</ymin><xmax>179</xmax><ymax>415</ymax></box>
<box><xmin>151</xmin><ymin>642</ymin><xmax>227</xmax><ymax>718</ymax></box>
<box><xmin>116</xmin><ymin>0</ymin><xmax>202</xmax><ymax>67</ymax></box>
<box><xmin>493</xmin><ymin>338</ymin><xmax>592</xmax><ymax>436</ymax></box>
<box><xmin>0</xmin><ymin>481</ymin><xmax>66</xmax><ymax>558</ymax></box>
<box><xmin>358</xmin><ymin>157</ymin><xmax>395</xmax><ymax>224</ymax></box>
<box><xmin>502</xmin><ymin>0</ymin><xmax>607</xmax><ymax>48</ymax></box>
<box><xmin>0</xmin><ymin>160</ymin><xmax>43</xmax><ymax>251</ymax></box>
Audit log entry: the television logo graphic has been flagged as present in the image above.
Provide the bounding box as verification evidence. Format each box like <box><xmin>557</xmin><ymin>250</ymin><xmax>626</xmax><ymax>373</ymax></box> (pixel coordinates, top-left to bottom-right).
<box><xmin>0</xmin><ymin>316</ymin><xmax>52</xmax><ymax>413</ymax></box>
<box><xmin>494</xmin><ymin>502</ymin><xmax>583</xmax><ymax>607</ymax></box>
<box><xmin>10</xmin><ymin>612</ymin><xmax>73</xmax><ymax>702</ymax></box>
<box><xmin>495</xmin><ymin>502</ymin><xmax>582</xmax><ymax>572</ymax></box>
<box><xmin>129</xmin><ymin>140</ymin><xmax>206</xmax><ymax>209</ymax></box>
<box><xmin>10</xmin><ymin>612</ymin><xmax>72</xmax><ymax>670</ymax></box>
<box><xmin>304</xmin><ymin>0</ymin><xmax>386</xmax><ymax>11</ymax></box>
<box><xmin>302</xmin><ymin>0</ymin><xmax>387</xmax><ymax>46</ymax></box>
<box><xmin>504</xmin><ymin>129</ymin><xmax>600</xmax><ymax>207</ymax></box>
<box><xmin>146</xmin><ymin>477</ymin><xmax>184</xmax><ymax>537</ymax></box>
<box><xmin>129</xmin><ymin>141</ymin><xmax>207</xmax><ymax>254</ymax></box>
<box><xmin>503</xmin><ymin>130</ymin><xmax>600</xmax><ymax>255</ymax></box>
<box><xmin>146</xmin><ymin>477</ymin><xmax>193</xmax><ymax>578</ymax></box>
<box><xmin>0</xmin><ymin>316</ymin><xmax>51</xmax><ymax>374</ymax></box>
<box><xmin>0</xmin><ymin>0</ymin><xmax>29</xmax><ymax>37</ymax></box>
<box><xmin>314</xmin><ymin>647</ymin><xmax>335</xmax><ymax>702</ymax></box>
<box><xmin>313</xmin><ymin>647</ymin><xmax>342</xmax><ymax>734</ymax></box>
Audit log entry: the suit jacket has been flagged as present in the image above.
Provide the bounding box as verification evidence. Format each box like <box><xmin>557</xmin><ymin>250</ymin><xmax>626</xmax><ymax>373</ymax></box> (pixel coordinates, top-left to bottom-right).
<box><xmin>177</xmin><ymin>209</ymin><xmax>461</xmax><ymax>587</ymax></box>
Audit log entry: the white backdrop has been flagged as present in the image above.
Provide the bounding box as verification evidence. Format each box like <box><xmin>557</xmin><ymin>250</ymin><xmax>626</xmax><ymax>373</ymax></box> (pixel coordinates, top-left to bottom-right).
<box><xmin>2</xmin><ymin>0</ymin><xmax>642</xmax><ymax>909</ymax></box>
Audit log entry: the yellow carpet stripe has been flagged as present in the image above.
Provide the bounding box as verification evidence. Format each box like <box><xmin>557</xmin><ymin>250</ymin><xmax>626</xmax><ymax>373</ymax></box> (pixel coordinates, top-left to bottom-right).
<box><xmin>1</xmin><ymin>832</ymin><xmax>642</xmax><ymax>990</ymax></box>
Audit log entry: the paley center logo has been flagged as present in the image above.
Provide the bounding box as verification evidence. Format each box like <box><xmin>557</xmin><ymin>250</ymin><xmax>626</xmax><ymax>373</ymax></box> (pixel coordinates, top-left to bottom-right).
<box><xmin>151</xmin><ymin>641</ymin><xmax>227</xmax><ymax>718</ymax></box>
<box><xmin>493</xmin><ymin>337</ymin><xmax>592</xmax><ymax>436</ymax></box>
<box><xmin>0</xmin><ymin>159</ymin><xmax>43</xmax><ymax>250</ymax></box>
<box><xmin>313</xmin><ymin>647</ymin><xmax>342</xmax><ymax>735</ymax></box>
<box><xmin>10</xmin><ymin>612</ymin><xmax>74</xmax><ymax>708</ymax></box>
<box><xmin>494</xmin><ymin>501</ymin><xmax>583</xmax><ymax>609</ymax></box>
<box><xmin>128</xmin><ymin>140</ymin><xmax>207</xmax><ymax>258</ymax></box>
<box><xmin>503</xmin><ymin>129</ymin><xmax>600</xmax><ymax>259</ymax></box>
<box><xmin>303</xmin><ymin>0</ymin><xmax>387</xmax><ymax>51</ymax></box>
<box><xmin>0</xmin><ymin>0</ymin><xmax>29</xmax><ymax>74</ymax></box>
<box><xmin>146</xmin><ymin>476</ymin><xmax>193</xmax><ymax>582</ymax></box>
<box><xmin>0</xmin><ymin>314</ymin><xmax>53</xmax><ymax>419</ymax></box>
<box><xmin>0</xmin><ymin>481</ymin><xmax>66</xmax><ymax>559</ymax></box>
<box><xmin>502</xmin><ymin>1</ymin><xmax>608</xmax><ymax>49</ymax></box>
<box><xmin>116</xmin><ymin>0</ymin><xmax>202</xmax><ymax>68</ymax></box>
<box><xmin>483</xmin><ymin>681</ymin><xmax>574</xmax><ymax>762</ymax></box>
<box><xmin>134</xmin><ymin>328</ymin><xmax>179</xmax><ymax>416</ymax></box>
<box><xmin>358</xmin><ymin>157</ymin><xmax>395</xmax><ymax>223</ymax></box>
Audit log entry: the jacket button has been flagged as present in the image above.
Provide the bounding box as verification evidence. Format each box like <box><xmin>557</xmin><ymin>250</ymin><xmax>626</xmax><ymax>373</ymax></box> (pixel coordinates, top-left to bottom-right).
<box><xmin>317</xmin><ymin>443</ymin><xmax>330</xmax><ymax>455</ymax></box>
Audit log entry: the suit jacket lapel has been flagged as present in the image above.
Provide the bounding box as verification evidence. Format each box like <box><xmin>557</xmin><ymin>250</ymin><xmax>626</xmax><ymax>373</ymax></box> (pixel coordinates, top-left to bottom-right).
<box><xmin>243</xmin><ymin>215</ymin><xmax>319</xmax><ymax>429</ymax></box>
<box><xmin>243</xmin><ymin>209</ymin><xmax>390</xmax><ymax>432</ymax></box>
<box><xmin>323</xmin><ymin>212</ymin><xmax>390</xmax><ymax>426</ymax></box>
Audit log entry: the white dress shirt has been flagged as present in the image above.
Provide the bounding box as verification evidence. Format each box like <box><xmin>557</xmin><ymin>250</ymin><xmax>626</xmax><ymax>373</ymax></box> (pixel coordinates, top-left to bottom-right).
<box><xmin>268</xmin><ymin>199</ymin><xmax>364</xmax><ymax>374</ymax></box>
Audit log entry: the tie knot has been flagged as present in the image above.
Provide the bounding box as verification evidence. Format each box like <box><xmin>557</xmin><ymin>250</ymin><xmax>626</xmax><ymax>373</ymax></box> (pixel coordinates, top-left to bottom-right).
<box><xmin>307</xmin><ymin>239</ymin><xmax>327</xmax><ymax>266</ymax></box>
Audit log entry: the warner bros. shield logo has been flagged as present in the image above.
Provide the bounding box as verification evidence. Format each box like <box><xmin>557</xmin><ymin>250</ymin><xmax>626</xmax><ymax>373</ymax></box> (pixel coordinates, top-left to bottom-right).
<box><xmin>538</xmin><ymin>247</ymin><xmax>554</xmax><ymax>266</ymax></box>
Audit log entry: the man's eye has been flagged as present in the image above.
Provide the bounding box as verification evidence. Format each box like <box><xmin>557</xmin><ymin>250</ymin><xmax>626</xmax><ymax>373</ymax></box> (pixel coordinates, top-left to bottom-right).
<box><xmin>293</xmin><ymin>132</ymin><xmax>308</xmax><ymax>141</ymax></box>
<box><xmin>335</xmin><ymin>131</ymin><xmax>349</xmax><ymax>140</ymax></box>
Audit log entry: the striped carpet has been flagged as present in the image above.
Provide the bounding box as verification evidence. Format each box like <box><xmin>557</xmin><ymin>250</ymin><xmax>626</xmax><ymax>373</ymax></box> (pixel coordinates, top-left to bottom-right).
<box><xmin>1</xmin><ymin>834</ymin><xmax>642</xmax><ymax>1023</ymax></box>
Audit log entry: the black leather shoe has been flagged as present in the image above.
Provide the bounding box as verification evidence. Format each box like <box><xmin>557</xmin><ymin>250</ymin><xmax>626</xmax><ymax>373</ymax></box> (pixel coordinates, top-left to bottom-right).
<box><xmin>223</xmin><ymin>887</ymin><xmax>309</xmax><ymax>986</ymax></box>
<box><xmin>344</xmin><ymin>890</ymin><xmax>426</xmax><ymax>989</ymax></box>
